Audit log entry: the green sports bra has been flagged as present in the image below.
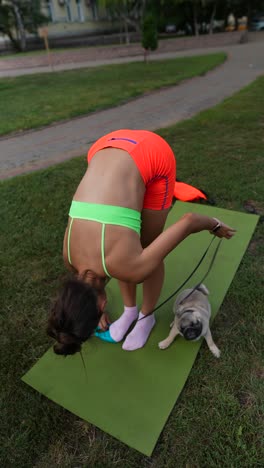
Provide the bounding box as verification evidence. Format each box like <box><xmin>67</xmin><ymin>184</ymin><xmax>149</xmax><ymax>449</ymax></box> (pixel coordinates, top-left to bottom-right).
<box><xmin>67</xmin><ymin>201</ymin><xmax>141</xmax><ymax>277</ymax></box>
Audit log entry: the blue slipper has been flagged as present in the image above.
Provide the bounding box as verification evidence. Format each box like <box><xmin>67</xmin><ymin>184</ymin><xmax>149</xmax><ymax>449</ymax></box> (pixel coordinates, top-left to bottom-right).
<box><xmin>94</xmin><ymin>327</ymin><xmax>117</xmax><ymax>343</ymax></box>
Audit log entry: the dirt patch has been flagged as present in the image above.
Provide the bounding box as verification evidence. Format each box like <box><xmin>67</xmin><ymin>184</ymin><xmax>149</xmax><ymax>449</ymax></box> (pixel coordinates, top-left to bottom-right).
<box><xmin>248</xmin><ymin>239</ymin><xmax>261</xmax><ymax>255</ymax></box>
<box><xmin>243</xmin><ymin>199</ymin><xmax>264</xmax><ymax>215</ymax></box>
<box><xmin>237</xmin><ymin>391</ymin><xmax>256</xmax><ymax>408</ymax></box>
<box><xmin>253</xmin><ymin>365</ymin><xmax>264</xmax><ymax>380</ymax></box>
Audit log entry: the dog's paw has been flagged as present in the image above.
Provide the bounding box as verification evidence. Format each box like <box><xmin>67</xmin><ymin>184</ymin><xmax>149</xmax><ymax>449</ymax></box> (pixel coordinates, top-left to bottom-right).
<box><xmin>211</xmin><ymin>346</ymin><xmax>221</xmax><ymax>358</ymax></box>
<box><xmin>158</xmin><ymin>340</ymin><xmax>169</xmax><ymax>350</ymax></box>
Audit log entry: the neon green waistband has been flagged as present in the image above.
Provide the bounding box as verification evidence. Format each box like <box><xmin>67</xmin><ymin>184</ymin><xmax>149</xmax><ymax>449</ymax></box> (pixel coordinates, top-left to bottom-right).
<box><xmin>69</xmin><ymin>201</ymin><xmax>141</xmax><ymax>234</ymax></box>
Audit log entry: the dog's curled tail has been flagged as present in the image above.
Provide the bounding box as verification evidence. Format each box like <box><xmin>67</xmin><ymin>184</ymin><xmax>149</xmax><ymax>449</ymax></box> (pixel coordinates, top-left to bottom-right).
<box><xmin>197</xmin><ymin>284</ymin><xmax>209</xmax><ymax>296</ymax></box>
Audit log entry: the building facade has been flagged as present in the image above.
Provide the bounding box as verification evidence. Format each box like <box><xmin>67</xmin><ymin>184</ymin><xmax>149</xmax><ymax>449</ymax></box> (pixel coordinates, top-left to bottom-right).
<box><xmin>42</xmin><ymin>0</ymin><xmax>112</xmax><ymax>37</ymax></box>
<box><xmin>0</xmin><ymin>1</ymin><xmax>120</xmax><ymax>51</ymax></box>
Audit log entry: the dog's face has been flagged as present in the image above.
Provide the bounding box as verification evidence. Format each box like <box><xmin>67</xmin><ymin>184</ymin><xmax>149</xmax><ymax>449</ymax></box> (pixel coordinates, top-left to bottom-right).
<box><xmin>178</xmin><ymin>310</ymin><xmax>203</xmax><ymax>341</ymax></box>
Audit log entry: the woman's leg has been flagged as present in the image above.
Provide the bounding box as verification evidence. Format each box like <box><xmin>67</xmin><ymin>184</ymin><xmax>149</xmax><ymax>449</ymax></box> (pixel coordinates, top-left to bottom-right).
<box><xmin>141</xmin><ymin>208</ymin><xmax>169</xmax><ymax>313</ymax></box>
<box><xmin>118</xmin><ymin>281</ymin><xmax>137</xmax><ymax>307</ymax></box>
<box><xmin>123</xmin><ymin>208</ymin><xmax>170</xmax><ymax>350</ymax></box>
<box><xmin>109</xmin><ymin>281</ymin><xmax>138</xmax><ymax>341</ymax></box>
<box><xmin>141</xmin><ymin>261</ymin><xmax>165</xmax><ymax>314</ymax></box>
<box><xmin>110</xmin><ymin>208</ymin><xmax>169</xmax><ymax>343</ymax></box>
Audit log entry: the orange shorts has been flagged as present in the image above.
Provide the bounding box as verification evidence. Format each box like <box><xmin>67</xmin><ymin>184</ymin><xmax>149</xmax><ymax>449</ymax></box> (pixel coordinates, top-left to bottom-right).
<box><xmin>87</xmin><ymin>129</ymin><xmax>176</xmax><ymax>210</ymax></box>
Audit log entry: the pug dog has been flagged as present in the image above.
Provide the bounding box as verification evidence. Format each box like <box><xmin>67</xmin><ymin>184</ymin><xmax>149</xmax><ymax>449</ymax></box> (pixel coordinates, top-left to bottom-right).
<box><xmin>158</xmin><ymin>284</ymin><xmax>220</xmax><ymax>358</ymax></box>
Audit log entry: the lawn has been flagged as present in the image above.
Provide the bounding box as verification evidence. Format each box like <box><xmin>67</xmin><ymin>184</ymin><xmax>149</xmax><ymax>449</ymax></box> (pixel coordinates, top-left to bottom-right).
<box><xmin>0</xmin><ymin>52</ymin><xmax>226</xmax><ymax>136</ymax></box>
<box><xmin>1</xmin><ymin>77</ymin><xmax>263</xmax><ymax>467</ymax></box>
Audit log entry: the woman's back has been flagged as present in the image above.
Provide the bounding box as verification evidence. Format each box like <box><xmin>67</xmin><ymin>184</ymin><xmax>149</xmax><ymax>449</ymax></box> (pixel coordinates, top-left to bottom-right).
<box><xmin>63</xmin><ymin>148</ymin><xmax>145</xmax><ymax>276</ymax></box>
<box><xmin>74</xmin><ymin>148</ymin><xmax>145</xmax><ymax>211</ymax></box>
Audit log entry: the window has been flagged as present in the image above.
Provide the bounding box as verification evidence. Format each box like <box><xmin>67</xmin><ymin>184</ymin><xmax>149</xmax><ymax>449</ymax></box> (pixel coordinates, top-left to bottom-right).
<box><xmin>45</xmin><ymin>0</ymin><xmax>55</xmax><ymax>22</ymax></box>
<box><xmin>76</xmin><ymin>0</ymin><xmax>84</xmax><ymax>22</ymax></box>
<box><xmin>90</xmin><ymin>0</ymin><xmax>98</xmax><ymax>21</ymax></box>
<box><xmin>66</xmin><ymin>0</ymin><xmax>73</xmax><ymax>22</ymax></box>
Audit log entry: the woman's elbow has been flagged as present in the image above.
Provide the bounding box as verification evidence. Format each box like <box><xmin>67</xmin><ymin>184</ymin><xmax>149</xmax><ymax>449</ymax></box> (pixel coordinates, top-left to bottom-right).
<box><xmin>180</xmin><ymin>212</ymin><xmax>196</xmax><ymax>235</ymax></box>
<box><xmin>121</xmin><ymin>271</ymin><xmax>145</xmax><ymax>284</ymax></box>
<box><xmin>116</xmin><ymin>265</ymin><xmax>148</xmax><ymax>284</ymax></box>
<box><xmin>125</xmin><ymin>263</ymin><xmax>158</xmax><ymax>284</ymax></box>
<box><xmin>114</xmin><ymin>255</ymin><xmax>157</xmax><ymax>284</ymax></box>
<box><xmin>181</xmin><ymin>212</ymin><xmax>195</xmax><ymax>224</ymax></box>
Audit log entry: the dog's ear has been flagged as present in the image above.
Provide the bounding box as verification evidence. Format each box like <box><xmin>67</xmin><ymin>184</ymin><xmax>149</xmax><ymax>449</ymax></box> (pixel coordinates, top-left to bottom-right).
<box><xmin>175</xmin><ymin>303</ymin><xmax>184</xmax><ymax>314</ymax></box>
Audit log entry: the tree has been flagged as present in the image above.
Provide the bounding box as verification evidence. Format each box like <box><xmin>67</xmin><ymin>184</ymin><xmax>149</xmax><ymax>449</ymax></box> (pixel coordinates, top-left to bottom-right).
<box><xmin>0</xmin><ymin>0</ymin><xmax>47</xmax><ymax>52</ymax></box>
<box><xmin>178</xmin><ymin>0</ymin><xmax>218</xmax><ymax>36</ymax></box>
<box><xmin>99</xmin><ymin>0</ymin><xmax>147</xmax><ymax>43</ymax></box>
<box><xmin>207</xmin><ymin>0</ymin><xmax>218</xmax><ymax>34</ymax></box>
<box><xmin>142</xmin><ymin>13</ymin><xmax>158</xmax><ymax>61</ymax></box>
<box><xmin>158</xmin><ymin>0</ymin><xmax>200</xmax><ymax>35</ymax></box>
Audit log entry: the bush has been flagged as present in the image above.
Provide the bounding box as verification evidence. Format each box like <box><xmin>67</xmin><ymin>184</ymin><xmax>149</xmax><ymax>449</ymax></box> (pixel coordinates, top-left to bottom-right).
<box><xmin>141</xmin><ymin>14</ymin><xmax>158</xmax><ymax>60</ymax></box>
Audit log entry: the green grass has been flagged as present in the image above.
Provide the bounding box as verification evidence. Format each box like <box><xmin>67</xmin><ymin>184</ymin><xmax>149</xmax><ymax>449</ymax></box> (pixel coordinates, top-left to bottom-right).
<box><xmin>1</xmin><ymin>77</ymin><xmax>264</xmax><ymax>467</ymax></box>
<box><xmin>0</xmin><ymin>53</ymin><xmax>226</xmax><ymax>136</ymax></box>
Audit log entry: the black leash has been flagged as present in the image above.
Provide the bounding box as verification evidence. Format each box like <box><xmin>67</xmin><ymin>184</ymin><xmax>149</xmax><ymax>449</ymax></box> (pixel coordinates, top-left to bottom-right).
<box><xmin>177</xmin><ymin>237</ymin><xmax>222</xmax><ymax>305</ymax></box>
<box><xmin>138</xmin><ymin>236</ymin><xmax>222</xmax><ymax>320</ymax></box>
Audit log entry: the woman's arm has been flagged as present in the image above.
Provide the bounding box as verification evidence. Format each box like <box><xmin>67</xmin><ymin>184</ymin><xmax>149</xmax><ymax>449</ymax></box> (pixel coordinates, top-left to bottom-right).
<box><xmin>128</xmin><ymin>213</ymin><xmax>236</xmax><ymax>283</ymax></box>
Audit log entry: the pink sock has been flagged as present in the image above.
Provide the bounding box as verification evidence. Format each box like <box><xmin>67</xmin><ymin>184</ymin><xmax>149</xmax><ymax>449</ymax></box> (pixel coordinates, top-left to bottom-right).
<box><xmin>109</xmin><ymin>306</ymin><xmax>138</xmax><ymax>342</ymax></box>
<box><xmin>122</xmin><ymin>312</ymin><xmax>155</xmax><ymax>351</ymax></box>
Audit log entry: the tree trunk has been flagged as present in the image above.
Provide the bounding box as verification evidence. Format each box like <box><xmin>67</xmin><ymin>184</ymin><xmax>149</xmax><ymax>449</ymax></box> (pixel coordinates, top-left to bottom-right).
<box><xmin>141</xmin><ymin>0</ymin><xmax>147</xmax><ymax>20</ymax></box>
<box><xmin>193</xmin><ymin>1</ymin><xmax>199</xmax><ymax>36</ymax></box>
<box><xmin>209</xmin><ymin>1</ymin><xmax>217</xmax><ymax>35</ymax></box>
<box><xmin>7</xmin><ymin>29</ymin><xmax>20</xmax><ymax>52</ymax></box>
<box><xmin>246</xmin><ymin>0</ymin><xmax>251</xmax><ymax>28</ymax></box>
<box><xmin>12</xmin><ymin>1</ymin><xmax>27</xmax><ymax>51</ymax></box>
<box><xmin>124</xmin><ymin>19</ymin><xmax>130</xmax><ymax>44</ymax></box>
<box><xmin>119</xmin><ymin>21</ymin><xmax>123</xmax><ymax>44</ymax></box>
<box><xmin>90</xmin><ymin>0</ymin><xmax>98</xmax><ymax>21</ymax></box>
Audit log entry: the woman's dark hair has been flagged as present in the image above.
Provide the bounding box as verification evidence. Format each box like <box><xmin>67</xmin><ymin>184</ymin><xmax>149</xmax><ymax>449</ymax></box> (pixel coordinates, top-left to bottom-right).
<box><xmin>47</xmin><ymin>276</ymin><xmax>102</xmax><ymax>356</ymax></box>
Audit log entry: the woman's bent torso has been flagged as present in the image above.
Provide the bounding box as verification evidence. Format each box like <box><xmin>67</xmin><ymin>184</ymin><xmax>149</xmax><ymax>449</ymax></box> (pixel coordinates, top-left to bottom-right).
<box><xmin>63</xmin><ymin>148</ymin><xmax>145</xmax><ymax>278</ymax></box>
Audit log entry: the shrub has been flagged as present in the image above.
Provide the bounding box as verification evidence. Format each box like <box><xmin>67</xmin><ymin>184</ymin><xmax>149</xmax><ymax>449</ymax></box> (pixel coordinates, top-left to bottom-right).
<box><xmin>141</xmin><ymin>14</ymin><xmax>158</xmax><ymax>61</ymax></box>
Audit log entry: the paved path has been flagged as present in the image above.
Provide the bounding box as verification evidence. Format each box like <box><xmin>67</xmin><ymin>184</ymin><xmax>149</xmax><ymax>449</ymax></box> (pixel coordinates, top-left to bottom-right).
<box><xmin>0</xmin><ymin>31</ymin><xmax>246</xmax><ymax>78</ymax></box>
<box><xmin>1</xmin><ymin>39</ymin><xmax>264</xmax><ymax>179</ymax></box>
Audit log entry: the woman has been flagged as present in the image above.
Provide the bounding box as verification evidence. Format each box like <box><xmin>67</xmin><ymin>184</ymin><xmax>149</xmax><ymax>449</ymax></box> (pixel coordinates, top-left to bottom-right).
<box><xmin>47</xmin><ymin>129</ymin><xmax>235</xmax><ymax>355</ymax></box>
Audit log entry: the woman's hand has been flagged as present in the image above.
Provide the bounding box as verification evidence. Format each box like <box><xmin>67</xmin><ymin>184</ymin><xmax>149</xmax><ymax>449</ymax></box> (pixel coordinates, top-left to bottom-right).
<box><xmin>182</xmin><ymin>213</ymin><xmax>236</xmax><ymax>239</ymax></box>
<box><xmin>98</xmin><ymin>312</ymin><xmax>111</xmax><ymax>331</ymax></box>
<box><xmin>210</xmin><ymin>218</ymin><xmax>236</xmax><ymax>239</ymax></box>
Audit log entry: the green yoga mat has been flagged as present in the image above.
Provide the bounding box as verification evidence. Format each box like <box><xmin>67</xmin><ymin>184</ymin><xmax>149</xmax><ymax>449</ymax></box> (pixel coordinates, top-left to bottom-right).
<box><xmin>22</xmin><ymin>202</ymin><xmax>258</xmax><ymax>456</ymax></box>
